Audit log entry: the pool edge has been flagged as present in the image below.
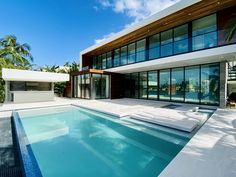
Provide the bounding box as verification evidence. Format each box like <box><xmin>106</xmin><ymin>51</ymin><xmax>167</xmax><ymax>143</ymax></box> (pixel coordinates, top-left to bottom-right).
<box><xmin>12</xmin><ymin>111</ymin><xmax>43</xmax><ymax>177</ymax></box>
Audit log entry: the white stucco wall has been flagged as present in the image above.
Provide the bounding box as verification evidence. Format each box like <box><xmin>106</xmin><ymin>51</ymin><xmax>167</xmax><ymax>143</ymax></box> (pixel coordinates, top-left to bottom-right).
<box><xmin>11</xmin><ymin>91</ymin><xmax>54</xmax><ymax>103</ymax></box>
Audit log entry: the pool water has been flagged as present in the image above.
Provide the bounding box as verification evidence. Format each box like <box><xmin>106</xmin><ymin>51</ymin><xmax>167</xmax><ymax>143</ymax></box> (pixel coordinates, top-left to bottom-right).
<box><xmin>18</xmin><ymin>106</ymin><xmax>190</xmax><ymax>177</ymax></box>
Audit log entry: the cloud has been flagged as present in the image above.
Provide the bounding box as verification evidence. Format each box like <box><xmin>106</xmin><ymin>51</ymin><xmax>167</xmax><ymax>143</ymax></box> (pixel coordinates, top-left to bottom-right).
<box><xmin>94</xmin><ymin>32</ymin><xmax>116</xmax><ymax>44</ymax></box>
<box><xmin>94</xmin><ymin>0</ymin><xmax>180</xmax><ymax>44</ymax></box>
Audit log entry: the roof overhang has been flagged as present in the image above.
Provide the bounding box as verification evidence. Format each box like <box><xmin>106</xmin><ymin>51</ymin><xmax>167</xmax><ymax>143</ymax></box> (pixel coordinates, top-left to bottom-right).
<box><xmin>80</xmin><ymin>0</ymin><xmax>201</xmax><ymax>56</ymax></box>
<box><xmin>1</xmin><ymin>68</ymin><xmax>70</xmax><ymax>82</ymax></box>
<box><xmin>80</xmin><ymin>0</ymin><xmax>236</xmax><ymax>59</ymax></box>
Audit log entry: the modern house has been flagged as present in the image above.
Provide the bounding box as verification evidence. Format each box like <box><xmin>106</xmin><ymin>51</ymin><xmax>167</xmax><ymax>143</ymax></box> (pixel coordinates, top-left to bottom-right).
<box><xmin>2</xmin><ymin>68</ymin><xmax>69</xmax><ymax>103</ymax></box>
<box><xmin>71</xmin><ymin>0</ymin><xmax>236</xmax><ymax>108</ymax></box>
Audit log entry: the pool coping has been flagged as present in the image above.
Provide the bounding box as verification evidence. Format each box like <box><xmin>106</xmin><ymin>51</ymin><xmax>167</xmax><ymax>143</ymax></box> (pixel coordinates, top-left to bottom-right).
<box><xmin>12</xmin><ymin>111</ymin><xmax>43</xmax><ymax>177</ymax></box>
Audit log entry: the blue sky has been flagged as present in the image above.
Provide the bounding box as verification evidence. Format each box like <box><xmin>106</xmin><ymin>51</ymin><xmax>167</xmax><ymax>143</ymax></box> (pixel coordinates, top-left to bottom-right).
<box><xmin>0</xmin><ymin>0</ymin><xmax>179</xmax><ymax>67</ymax></box>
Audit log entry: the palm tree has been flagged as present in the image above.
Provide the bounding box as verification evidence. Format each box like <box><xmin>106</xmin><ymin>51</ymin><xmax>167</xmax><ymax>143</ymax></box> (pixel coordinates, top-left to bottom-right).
<box><xmin>63</xmin><ymin>61</ymin><xmax>79</xmax><ymax>73</ymax></box>
<box><xmin>0</xmin><ymin>35</ymin><xmax>33</xmax><ymax>69</ymax></box>
<box><xmin>40</xmin><ymin>65</ymin><xmax>59</xmax><ymax>72</ymax></box>
<box><xmin>0</xmin><ymin>35</ymin><xmax>33</xmax><ymax>102</ymax></box>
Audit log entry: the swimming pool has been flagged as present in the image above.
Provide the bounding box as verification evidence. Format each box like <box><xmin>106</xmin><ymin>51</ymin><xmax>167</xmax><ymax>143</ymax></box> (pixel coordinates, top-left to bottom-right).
<box><xmin>14</xmin><ymin>105</ymin><xmax>191</xmax><ymax>177</ymax></box>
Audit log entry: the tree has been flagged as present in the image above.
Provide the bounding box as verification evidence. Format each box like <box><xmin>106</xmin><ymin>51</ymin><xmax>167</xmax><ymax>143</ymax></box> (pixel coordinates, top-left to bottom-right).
<box><xmin>0</xmin><ymin>35</ymin><xmax>33</xmax><ymax>69</ymax></box>
<box><xmin>0</xmin><ymin>35</ymin><xmax>33</xmax><ymax>103</ymax></box>
<box><xmin>39</xmin><ymin>61</ymin><xmax>80</xmax><ymax>97</ymax></box>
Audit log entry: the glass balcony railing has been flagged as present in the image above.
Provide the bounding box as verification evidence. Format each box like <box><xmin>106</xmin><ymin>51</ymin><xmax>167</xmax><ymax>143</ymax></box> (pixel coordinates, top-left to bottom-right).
<box><xmin>91</xmin><ymin>29</ymin><xmax>236</xmax><ymax>70</ymax></box>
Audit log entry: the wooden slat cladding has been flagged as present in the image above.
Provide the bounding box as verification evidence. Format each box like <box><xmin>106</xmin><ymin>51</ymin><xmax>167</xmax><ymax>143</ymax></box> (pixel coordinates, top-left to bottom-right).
<box><xmin>83</xmin><ymin>0</ymin><xmax>236</xmax><ymax>57</ymax></box>
<box><xmin>70</xmin><ymin>69</ymin><xmax>111</xmax><ymax>76</ymax></box>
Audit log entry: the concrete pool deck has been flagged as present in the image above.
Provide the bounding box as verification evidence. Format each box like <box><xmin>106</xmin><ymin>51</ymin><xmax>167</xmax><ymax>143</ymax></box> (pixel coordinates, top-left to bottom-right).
<box><xmin>0</xmin><ymin>98</ymin><xmax>235</xmax><ymax>177</ymax></box>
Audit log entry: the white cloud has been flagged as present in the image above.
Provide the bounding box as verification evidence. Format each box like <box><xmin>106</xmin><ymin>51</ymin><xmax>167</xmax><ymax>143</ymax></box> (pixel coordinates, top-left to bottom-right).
<box><xmin>94</xmin><ymin>32</ymin><xmax>116</xmax><ymax>44</ymax></box>
<box><xmin>94</xmin><ymin>0</ymin><xmax>180</xmax><ymax>44</ymax></box>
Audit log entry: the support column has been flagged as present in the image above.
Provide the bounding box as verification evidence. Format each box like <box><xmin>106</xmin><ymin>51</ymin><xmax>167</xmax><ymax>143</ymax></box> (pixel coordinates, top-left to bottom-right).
<box><xmin>219</xmin><ymin>61</ymin><xmax>227</xmax><ymax>108</ymax></box>
<box><xmin>4</xmin><ymin>81</ymin><xmax>8</xmax><ymax>103</ymax></box>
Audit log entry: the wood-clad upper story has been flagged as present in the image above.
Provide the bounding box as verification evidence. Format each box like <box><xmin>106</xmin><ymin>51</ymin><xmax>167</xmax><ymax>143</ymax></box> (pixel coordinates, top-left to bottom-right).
<box><xmin>82</xmin><ymin>0</ymin><xmax>236</xmax><ymax>58</ymax></box>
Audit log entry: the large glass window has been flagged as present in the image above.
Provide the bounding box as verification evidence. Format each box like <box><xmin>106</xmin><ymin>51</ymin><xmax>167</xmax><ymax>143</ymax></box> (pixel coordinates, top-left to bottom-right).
<box><xmin>148</xmin><ymin>34</ymin><xmax>160</xmax><ymax>60</ymax></box>
<box><xmin>77</xmin><ymin>75</ymin><xmax>82</xmax><ymax>98</ymax></box>
<box><xmin>136</xmin><ymin>39</ymin><xmax>146</xmax><ymax>62</ymax></box>
<box><xmin>91</xmin><ymin>74</ymin><xmax>101</xmax><ymax>99</ymax></box>
<box><xmin>159</xmin><ymin>69</ymin><xmax>170</xmax><ymax>100</ymax></box>
<box><xmin>97</xmin><ymin>55</ymin><xmax>102</xmax><ymax>70</ymax></box>
<box><xmin>92</xmin><ymin>56</ymin><xmax>97</xmax><ymax>69</ymax></box>
<box><xmin>139</xmin><ymin>72</ymin><xmax>147</xmax><ymax>99</ymax></box>
<box><xmin>120</xmin><ymin>46</ymin><xmax>127</xmax><ymax>65</ymax></box>
<box><xmin>84</xmin><ymin>74</ymin><xmax>90</xmax><ymax>99</ymax></box>
<box><xmin>106</xmin><ymin>51</ymin><xmax>112</xmax><ymax>68</ymax></box>
<box><xmin>192</xmin><ymin>14</ymin><xmax>217</xmax><ymax>50</ymax></box>
<box><xmin>101</xmin><ymin>75</ymin><xmax>109</xmax><ymax>98</ymax></box>
<box><xmin>124</xmin><ymin>74</ymin><xmax>131</xmax><ymax>97</ymax></box>
<box><xmin>161</xmin><ymin>29</ymin><xmax>173</xmax><ymax>57</ymax></box>
<box><xmin>128</xmin><ymin>43</ymin><xmax>136</xmax><ymax>64</ymax></box>
<box><xmin>171</xmin><ymin>68</ymin><xmax>184</xmax><ymax>101</ymax></box>
<box><xmin>114</xmin><ymin>48</ymin><xmax>120</xmax><ymax>67</ymax></box>
<box><xmin>102</xmin><ymin>53</ymin><xmax>106</xmax><ymax>69</ymax></box>
<box><xmin>201</xmin><ymin>63</ymin><xmax>220</xmax><ymax>105</ymax></box>
<box><xmin>185</xmin><ymin>66</ymin><xmax>200</xmax><ymax>103</ymax></box>
<box><xmin>148</xmin><ymin>71</ymin><xmax>158</xmax><ymax>100</ymax></box>
<box><xmin>174</xmin><ymin>24</ymin><xmax>189</xmax><ymax>54</ymax></box>
<box><xmin>130</xmin><ymin>73</ymin><xmax>139</xmax><ymax>98</ymax></box>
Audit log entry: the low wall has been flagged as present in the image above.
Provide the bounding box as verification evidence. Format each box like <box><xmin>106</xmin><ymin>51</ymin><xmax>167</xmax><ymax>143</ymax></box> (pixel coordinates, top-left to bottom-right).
<box><xmin>11</xmin><ymin>91</ymin><xmax>54</xmax><ymax>103</ymax></box>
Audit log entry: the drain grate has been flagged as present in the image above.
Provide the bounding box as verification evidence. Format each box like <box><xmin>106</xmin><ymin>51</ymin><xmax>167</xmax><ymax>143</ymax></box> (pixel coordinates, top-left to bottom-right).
<box><xmin>0</xmin><ymin>167</ymin><xmax>22</xmax><ymax>177</ymax></box>
<box><xmin>162</xmin><ymin>104</ymin><xmax>182</xmax><ymax>109</ymax></box>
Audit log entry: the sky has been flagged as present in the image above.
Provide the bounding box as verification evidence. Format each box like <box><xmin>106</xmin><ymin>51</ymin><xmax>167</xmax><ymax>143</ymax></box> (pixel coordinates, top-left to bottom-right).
<box><xmin>0</xmin><ymin>0</ymin><xmax>179</xmax><ymax>67</ymax></box>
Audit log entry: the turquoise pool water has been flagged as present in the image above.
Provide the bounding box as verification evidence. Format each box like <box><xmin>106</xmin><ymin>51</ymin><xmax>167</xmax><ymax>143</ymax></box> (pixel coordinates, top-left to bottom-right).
<box><xmin>18</xmin><ymin>106</ymin><xmax>190</xmax><ymax>177</ymax></box>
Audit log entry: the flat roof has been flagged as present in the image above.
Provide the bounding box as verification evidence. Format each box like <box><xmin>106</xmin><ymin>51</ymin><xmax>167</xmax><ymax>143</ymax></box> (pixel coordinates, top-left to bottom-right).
<box><xmin>1</xmin><ymin>68</ymin><xmax>69</xmax><ymax>82</ymax></box>
<box><xmin>80</xmin><ymin>0</ymin><xmax>200</xmax><ymax>55</ymax></box>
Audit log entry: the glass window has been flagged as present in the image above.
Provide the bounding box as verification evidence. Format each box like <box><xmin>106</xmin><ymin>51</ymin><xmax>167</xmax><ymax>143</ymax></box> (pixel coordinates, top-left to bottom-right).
<box><xmin>171</xmin><ymin>68</ymin><xmax>184</xmax><ymax>102</ymax></box>
<box><xmin>130</xmin><ymin>73</ymin><xmax>139</xmax><ymax>98</ymax></box>
<box><xmin>139</xmin><ymin>72</ymin><xmax>147</xmax><ymax>99</ymax></box>
<box><xmin>101</xmin><ymin>75</ymin><xmax>109</xmax><ymax>99</ymax></box>
<box><xmin>84</xmin><ymin>74</ymin><xmax>90</xmax><ymax>99</ymax></box>
<box><xmin>124</xmin><ymin>74</ymin><xmax>131</xmax><ymax>97</ymax></box>
<box><xmin>192</xmin><ymin>14</ymin><xmax>217</xmax><ymax>50</ymax></box>
<box><xmin>161</xmin><ymin>29</ymin><xmax>173</xmax><ymax>57</ymax></box>
<box><xmin>201</xmin><ymin>63</ymin><xmax>220</xmax><ymax>105</ymax></box>
<box><xmin>106</xmin><ymin>51</ymin><xmax>112</xmax><ymax>68</ymax></box>
<box><xmin>92</xmin><ymin>56</ymin><xmax>97</xmax><ymax>69</ymax></box>
<box><xmin>148</xmin><ymin>71</ymin><xmax>158</xmax><ymax>100</ymax></box>
<box><xmin>128</xmin><ymin>43</ymin><xmax>136</xmax><ymax>64</ymax></box>
<box><xmin>102</xmin><ymin>53</ymin><xmax>106</xmax><ymax>69</ymax></box>
<box><xmin>185</xmin><ymin>66</ymin><xmax>200</xmax><ymax>103</ymax></box>
<box><xmin>149</xmin><ymin>34</ymin><xmax>160</xmax><ymax>60</ymax></box>
<box><xmin>97</xmin><ymin>55</ymin><xmax>102</xmax><ymax>70</ymax></box>
<box><xmin>10</xmin><ymin>81</ymin><xmax>26</xmax><ymax>91</ymax></box>
<box><xmin>159</xmin><ymin>69</ymin><xmax>170</xmax><ymax>100</ymax></box>
<box><xmin>174</xmin><ymin>24</ymin><xmax>189</xmax><ymax>54</ymax></box>
<box><xmin>136</xmin><ymin>39</ymin><xmax>146</xmax><ymax>62</ymax></box>
<box><xmin>114</xmin><ymin>48</ymin><xmax>120</xmax><ymax>67</ymax></box>
<box><xmin>120</xmin><ymin>46</ymin><xmax>127</xmax><ymax>65</ymax></box>
<box><xmin>77</xmin><ymin>75</ymin><xmax>82</xmax><ymax>98</ymax></box>
<box><xmin>192</xmin><ymin>31</ymin><xmax>217</xmax><ymax>50</ymax></box>
<box><xmin>91</xmin><ymin>74</ymin><xmax>101</xmax><ymax>99</ymax></box>
<box><xmin>192</xmin><ymin>14</ymin><xmax>217</xmax><ymax>36</ymax></box>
